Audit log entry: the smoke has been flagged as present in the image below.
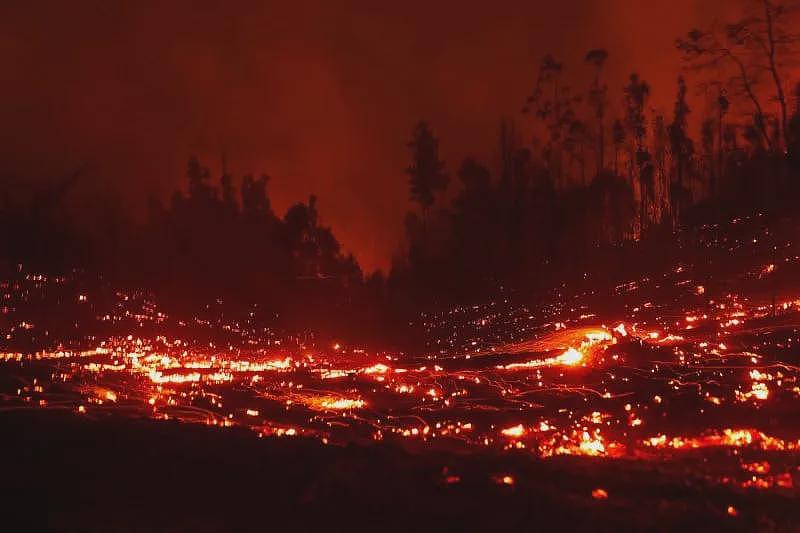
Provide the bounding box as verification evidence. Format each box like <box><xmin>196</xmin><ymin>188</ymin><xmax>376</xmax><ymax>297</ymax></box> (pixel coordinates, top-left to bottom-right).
<box><xmin>0</xmin><ymin>0</ymin><xmax>729</xmax><ymax>271</ymax></box>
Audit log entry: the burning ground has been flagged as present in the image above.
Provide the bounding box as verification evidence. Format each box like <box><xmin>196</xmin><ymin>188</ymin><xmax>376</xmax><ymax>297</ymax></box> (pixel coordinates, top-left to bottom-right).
<box><xmin>2</xmin><ymin>215</ymin><xmax>800</xmax><ymax>530</ymax></box>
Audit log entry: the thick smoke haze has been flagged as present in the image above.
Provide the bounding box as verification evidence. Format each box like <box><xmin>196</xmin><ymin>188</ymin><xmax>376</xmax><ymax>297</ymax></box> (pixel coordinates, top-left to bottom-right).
<box><xmin>0</xmin><ymin>0</ymin><xmax>729</xmax><ymax>271</ymax></box>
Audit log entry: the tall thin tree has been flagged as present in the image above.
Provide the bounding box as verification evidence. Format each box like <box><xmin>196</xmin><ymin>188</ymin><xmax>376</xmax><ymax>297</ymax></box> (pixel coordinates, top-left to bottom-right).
<box><xmin>406</xmin><ymin>122</ymin><xmax>448</xmax><ymax>239</ymax></box>
<box><xmin>585</xmin><ymin>49</ymin><xmax>609</xmax><ymax>176</ymax></box>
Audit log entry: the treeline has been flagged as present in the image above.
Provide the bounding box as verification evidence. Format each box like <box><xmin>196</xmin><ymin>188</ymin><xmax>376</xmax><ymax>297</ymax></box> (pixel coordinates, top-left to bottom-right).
<box><xmin>1</xmin><ymin>158</ymin><xmax>362</xmax><ymax>287</ymax></box>
<box><xmin>0</xmin><ymin>157</ymin><xmax>387</xmax><ymax>339</ymax></box>
<box><xmin>390</xmin><ymin>0</ymin><xmax>800</xmax><ymax>299</ymax></box>
<box><xmin>137</xmin><ymin>158</ymin><xmax>363</xmax><ymax>302</ymax></box>
<box><xmin>2</xmin><ymin>0</ymin><xmax>800</xmax><ymax>326</ymax></box>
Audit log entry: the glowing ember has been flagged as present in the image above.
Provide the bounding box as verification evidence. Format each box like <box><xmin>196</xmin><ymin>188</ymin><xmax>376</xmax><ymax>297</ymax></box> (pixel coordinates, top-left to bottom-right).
<box><xmin>556</xmin><ymin>347</ymin><xmax>583</xmax><ymax>366</ymax></box>
<box><xmin>501</xmin><ymin>424</ymin><xmax>526</xmax><ymax>438</ymax></box>
<box><xmin>319</xmin><ymin>398</ymin><xmax>365</xmax><ymax>410</ymax></box>
<box><xmin>493</xmin><ymin>474</ymin><xmax>515</xmax><ymax>486</ymax></box>
<box><xmin>3</xmin><ymin>229</ymin><xmax>800</xmax><ymax>502</ymax></box>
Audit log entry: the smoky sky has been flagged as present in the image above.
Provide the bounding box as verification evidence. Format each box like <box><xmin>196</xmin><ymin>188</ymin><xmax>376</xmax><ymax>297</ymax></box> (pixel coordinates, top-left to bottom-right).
<box><xmin>0</xmin><ymin>0</ymin><xmax>730</xmax><ymax>271</ymax></box>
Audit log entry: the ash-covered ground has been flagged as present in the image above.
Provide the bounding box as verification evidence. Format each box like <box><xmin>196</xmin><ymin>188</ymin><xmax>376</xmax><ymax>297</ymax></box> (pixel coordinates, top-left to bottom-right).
<box><xmin>2</xmin><ymin>215</ymin><xmax>800</xmax><ymax>531</ymax></box>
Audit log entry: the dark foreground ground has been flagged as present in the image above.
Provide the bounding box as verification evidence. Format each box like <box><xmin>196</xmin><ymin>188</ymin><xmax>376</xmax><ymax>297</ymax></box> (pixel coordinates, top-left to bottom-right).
<box><xmin>2</xmin><ymin>412</ymin><xmax>798</xmax><ymax>532</ymax></box>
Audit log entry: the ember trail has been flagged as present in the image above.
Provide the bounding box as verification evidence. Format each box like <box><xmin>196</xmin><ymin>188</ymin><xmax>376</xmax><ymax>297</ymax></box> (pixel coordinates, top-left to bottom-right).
<box><xmin>4</xmin><ymin>216</ymin><xmax>800</xmax><ymax>503</ymax></box>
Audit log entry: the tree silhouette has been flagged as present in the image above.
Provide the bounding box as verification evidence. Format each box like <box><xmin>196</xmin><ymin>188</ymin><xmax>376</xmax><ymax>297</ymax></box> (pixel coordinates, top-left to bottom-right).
<box><xmin>755</xmin><ymin>0</ymin><xmax>795</xmax><ymax>151</ymax></box>
<box><xmin>668</xmin><ymin>76</ymin><xmax>694</xmax><ymax>225</ymax></box>
<box><xmin>7</xmin><ymin>17</ymin><xmax>800</xmax><ymax>317</ymax></box>
<box><xmin>790</xmin><ymin>83</ymin><xmax>800</xmax><ymax>156</ymax></box>
<box><xmin>406</xmin><ymin>122</ymin><xmax>448</xmax><ymax>235</ymax></box>
<box><xmin>612</xmin><ymin>119</ymin><xmax>625</xmax><ymax>176</ymax></box>
<box><xmin>716</xmin><ymin>89</ymin><xmax>730</xmax><ymax>193</ymax></box>
<box><xmin>221</xmin><ymin>171</ymin><xmax>237</xmax><ymax>211</ymax></box>
<box><xmin>675</xmin><ymin>0</ymin><xmax>799</xmax><ymax>154</ymax></box>
<box><xmin>524</xmin><ymin>54</ymin><xmax>577</xmax><ymax>186</ymax></box>
<box><xmin>585</xmin><ymin>49</ymin><xmax>609</xmax><ymax>175</ymax></box>
<box><xmin>452</xmin><ymin>157</ymin><xmax>496</xmax><ymax>280</ymax></box>
<box><xmin>591</xmin><ymin>171</ymin><xmax>636</xmax><ymax>244</ymax></box>
<box><xmin>623</xmin><ymin>73</ymin><xmax>651</xmax><ymax>232</ymax></box>
<box><xmin>187</xmin><ymin>156</ymin><xmax>214</xmax><ymax>202</ymax></box>
<box><xmin>623</xmin><ymin>74</ymin><xmax>650</xmax><ymax>154</ymax></box>
<box><xmin>241</xmin><ymin>174</ymin><xmax>272</xmax><ymax>217</ymax></box>
<box><xmin>701</xmin><ymin>117</ymin><xmax>716</xmax><ymax>195</ymax></box>
<box><xmin>652</xmin><ymin>114</ymin><xmax>670</xmax><ymax>222</ymax></box>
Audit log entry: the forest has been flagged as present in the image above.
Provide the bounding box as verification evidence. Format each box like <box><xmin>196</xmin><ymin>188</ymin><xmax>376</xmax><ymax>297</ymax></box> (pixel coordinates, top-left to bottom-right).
<box><xmin>1</xmin><ymin>1</ymin><xmax>800</xmax><ymax>329</ymax></box>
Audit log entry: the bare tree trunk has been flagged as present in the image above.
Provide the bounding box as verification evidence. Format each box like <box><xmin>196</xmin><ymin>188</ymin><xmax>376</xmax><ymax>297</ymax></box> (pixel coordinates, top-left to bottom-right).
<box><xmin>763</xmin><ymin>0</ymin><xmax>789</xmax><ymax>151</ymax></box>
<box><xmin>717</xmin><ymin>107</ymin><xmax>724</xmax><ymax>197</ymax></box>
<box><xmin>730</xmin><ymin>53</ymin><xmax>773</xmax><ymax>151</ymax></box>
<box><xmin>580</xmin><ymin>142</ymin><xmax>586</xmax><ymax>185</ymax></box>
<box><xmin>597</xmin><ymin>120</ymin><xmax>604</xmax><ymax>175</ymax></box>
<box><xmin>661</xmin><ymin>153</ymin><xmax>669</xmax><ymax>224</ymax></box>
<box><xmin>640</xmin><ymin>183</ymin><xmax>646</xmax><ymax>235</ymax></box>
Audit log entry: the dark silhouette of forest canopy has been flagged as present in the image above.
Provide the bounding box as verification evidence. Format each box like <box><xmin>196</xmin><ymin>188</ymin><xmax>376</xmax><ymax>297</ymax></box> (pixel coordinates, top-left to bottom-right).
<box><xmin>2</xmin><ymin>0</ymin><xmax>800</xmax><ymax>324</ymax></box>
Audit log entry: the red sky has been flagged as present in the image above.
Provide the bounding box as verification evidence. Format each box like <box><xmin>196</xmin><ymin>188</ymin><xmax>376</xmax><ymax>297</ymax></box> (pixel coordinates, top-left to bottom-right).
<box><xmin>0</xmin><ymin>0</ymin><xmax>751</xmax><ymax>271</ymax></box>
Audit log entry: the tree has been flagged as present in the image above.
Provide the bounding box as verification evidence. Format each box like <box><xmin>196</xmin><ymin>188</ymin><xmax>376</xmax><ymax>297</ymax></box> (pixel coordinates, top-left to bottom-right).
<box><xmin>590</xmin><ymin>171</ymin><xmax>636</xmax><ymax>244</ymax></box>
<box><xmin>717</xmin><ymin>89</ymin><xmax>730</xmax><ymax>190</ymax></box>
<box><xmin>523</xmin><ymin>54</ymin><xmax>581</xmax><ymax>186</ymax></box>
<box><xmin>677</xmin><ymin>0</ymin><xmax>799</xmax><ymax>152</ymax></box>
<box><xmin>585</xmin><ymin>49</ymin><xmax>609</xmax><ymax>175</ymax></box>
<box><xmin>284</xmin><ymin>195</ymin><xmax>322</xmax><ymax>278</ymax></box>
<box><xmin>452</xmin><ymin>158</ymin><xmax>496</xmax><ymax>280</ymax></box>
<box><xmin>457</xmin><ymin>157</ymin><xmax>491</xmax><ymax>193</ymax></box>
<box><xmin>653</xmin><ymin>114</ymin><xmax>670</xmax><ymax>222</ymax></box>
<box><xmin>565</xmin><ymin>119</ymin><xmax>592</xmax><ymax>186</ymax></box>
<box><xmin>623</xmin><ymin>73</ymin><xmax>650</xmax><ymax>154</ymax></box>
<box><xmin>221</xmin><ymin>171</ymin><xmax>237</xmax><ymax>210</ymax></box>
<box><xmin>612</xmin><ymin>119</ymin><xmax>625</xmax><ymax>176</ymax></box>
<box><xmin>499</xmin><ymin>119</ymin><xmax>522</xmax><ymax>190</ymax></box>
<box><xmin>755</xmin><ymin>0</ymin><xmax>796</xmax><ymax>151</ymax></box>
<box><xmin>701</xmin><ymin>117</ymin><xmax>716</xmax><ymax>193</ymax></box>
<box><xmin>623</xmin><ymin>73</ymin><xmax>652</xmax><ymax>231</ymax></box>
<box><xmin>669</xmin><ymin>76</ymin><xmax>695</xmax><ymax>224</ymax></box>
<box><xmin>241</xmin><ymin>174</ymin><xmax>272</xmax><ymax>217</ymax></box>
<box><xmin>186</xmin><ymin>156</ymin><xmax>214</xmax><ymax>202</ymax></box>
<box><xmin>789</xmin><ymin>83</ymin><xmax>800</xmax><ymax>164</ymax></box>
<box><xmin>406</xmin><ymin>122</ymin><xmax>448</xmax><ymax>233</ymax></box>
